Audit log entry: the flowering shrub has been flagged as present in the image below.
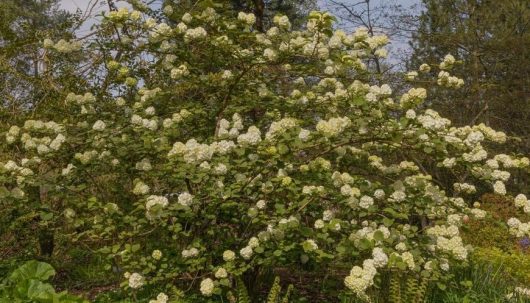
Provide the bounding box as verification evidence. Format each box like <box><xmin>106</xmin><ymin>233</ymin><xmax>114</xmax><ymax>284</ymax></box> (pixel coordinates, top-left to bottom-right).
<box><xmin>0</xmin><ymin>2</ymin><xmax>528</xmax><ymax>301</ymax></box>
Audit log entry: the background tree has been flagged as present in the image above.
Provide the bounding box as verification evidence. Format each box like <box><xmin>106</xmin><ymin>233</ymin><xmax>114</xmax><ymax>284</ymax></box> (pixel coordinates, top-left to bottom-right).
<box><xmin>409</xmin><ymin>0</ymin><xmax>530</xmax><ymax>154</ymax></box>
<box><xmin>0</xmin><ymin>0</ymin><xmax>86</xmax><ymax>260</ymax></box>
<box><xmin>0</xmin><ymin>0</ymin><xmax>84</xmax><ymax>124</ymax></box>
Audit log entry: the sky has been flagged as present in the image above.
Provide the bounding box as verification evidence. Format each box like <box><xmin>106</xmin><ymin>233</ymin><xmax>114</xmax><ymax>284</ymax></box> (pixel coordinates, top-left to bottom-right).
<box><xmin>58</xmin><ymin>0</ymin><xmax>422</xmax><ymax>64</ymax></box>
<box><xmin>59</xmin><ymin>0</ymin><xmax>422</xmax><ymax>26</ymax></box>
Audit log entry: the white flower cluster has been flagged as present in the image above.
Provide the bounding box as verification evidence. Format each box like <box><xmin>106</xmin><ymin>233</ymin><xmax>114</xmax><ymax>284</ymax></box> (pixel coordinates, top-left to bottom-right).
<box><xmin>388</xmin><ymin>190</ymin><xmax>406</xmax><ymax>202</ymax></box>
<box><xmin>133</xmin><ymin>181</ymin><xmax>150</xmax><ymax>195</ymax></box>
<box><xmin>437</xmin><ymin>71</ymin><xmax>464</xmax><ymax>88</ymax></box>
<box><xmin>74</xmin><ymin>150</ymin><xmax>99</xmax><ymax>164</ymax></box>
<box><xmin>239</xmin><ymin>245</ymin><xmax>253</xmax><ymax>260</ymax></box>
<box><xmin>400</xmin><ymin>251</ymin><xmax>415</xmax><ymax>270</ymax></box>
<box><xmin>419</xmin><ymin>63</ymin><xmax>431</xmax><ymax>73</ymax></box>
<box><xmin>152</xmin><ymin>250</ymin><xmax>162</xmax><ymax>260</ymax></box>
<box><xmin>405</xmin><ymin>71</ymin><xmax>418</xmax><ymax>81</ymax></box>
<box><xmin>182</xmin><ymin>247</ymin><xmax>199</xmax><ymax>258</ymax></box>
<box><xmin>170</xmin><ymin>64</ymin><xmax>189</xmax><ymax>79</ymax></box>
<box><xmin>178</xmin><ymin>192</ymin><xmax>193</xmax><ymax>206</ymax></box>
<box><xmin>128</xmin><ymin>272</ymin><xmax>144</xmax><ymax>289</ymax></box>
<box><xmin>303</xmin><ymin>239</ymin><xmax>318</xmax><ymax>251</ymax></box>
<box><xmin>470</xmin><ymin>208</ymin><xmax>486</xmax><ymax>219</ymax></box>
<box><xmin>215</xmin><ymin>267</ymin><xmax>228</xmax><ymax>279</ymax></box>
<box><xmin>237</xmin><ymin>126</ymin><xmax>262</xmax><ymax>146</ymax></box>
<box><xmin>237</xmin><ymin>12</ymin><xmax>256</xmax><ymax>25</ymax></box>
<box><xmin>92</xmin><ymin>120</ymin><xmax>106</xmax><ymax>131</ymax></box>
<box><xmin>453</xmin><ymin>182</ymin><xmax>476</xmax><ymax>194</ymax></box>
<box><xmin>417</xmin><ymin>110</ymin><xmax>451</xmax><ymax>130</ymax></box>
<box><xmin>184</xmin><ymin>27</ymin><xmax>207</xmax><ymax>41</ymax></box>
<box><xmin>168</xmin><ymin>139</ymin><xmax>215</xmax><ymax>163</ymax></box>
<box><xmin>436</xmin><ymin>236</ymin><xmax>468</xmax><ymax>260</ymax></box>
<box><xmin>8</xmin><ymin>120</ymin><xmax>66</xmax><ymax>154</ymax></box>
<box><xmin>359</xmin><ymin>195</ymin><xmax>374</xmax><ymax>209</ymax></box>
<box><xmin>44</xmin><ymin>39</ymin><xmax>82</xmax><ymax>53</ymax></box>
<box><xmin>273</xmin><ymin>15</ymin><xmax>291</xmax><ymax>30</ymax></box>
<box><xmin>106</xmin><ymin>7</ymin><xmax>140</xmax><ymax>22</ymax></box>
<box><xmin>426</xmin><ymin>224</ymin><xmax>468</xmax><ymax>260</ymax></box>
<box><xmin>514</xmin><ymin>194</ymin><xmax>530</xmax><ymax>213</ymax></box>
<box><xmin>218</xmin><ymin>113</ymin><xmax>243</xmax><ymax>138</ymax></box>
<box><xmin>2</xmin><ymin>160</ymin><xmax>34</xmax><ymax>185</ymax></box>
<box><xmin>493</xmin><ymin>180</ymin><xmax>506</xmax><ymax>195</ymax></box>
<box><xmin>149</xmin><ymin>293</ymin><xmax>168</xmax><ymax>303</ymax></box>
<box><xmin>507</xmin><ymin>218</ymin><xmax>530</xmax><ymax>237</ymax></box>
<box><xmin>462</xmin><ymin>145</ymin><xmax>488</xmax><ymax>162</ymax></box>
<box><xmin>344</xmin><ymin>259</ymin><xmax>377</xmax><ymax>296</ymax></box>
<box><xmin>200</xmin><ymin>278</ymin><xmax>214</xmax><ymax>296</ymax></box>
<box><xmin>400</xmin><ymin>87</ymin><xmax>427</xmax><ymax>108</ymax></box>
<box><xmin>163</xmin><ymin>109</ymin><xmax>192</xmax><ymax>128</ymax></box>
<box><xmin>65</xmin><ymin>92</ymin><xmax>96</xmax><ymax>105</ymax></box>
<box><xmin>439</xmin><ymin>54</ymin><xmax>456</xmax><ymax>70</ymax></box>
<box><xmin>494</xmin><ymin>154</ymin><xmax>529</xmax><ymax>169</ymax></box>
<box><xmin>135</xmin><ymin>158</ymin><xmax>152</xmax><ymax>171</ymax></box>
<box><xmin>265</xmin><ymin>118</ymin><xmax>297</xmax><ymax>140</ymax></box>
<box><xmin>316</xmin><ymin>117</ymin><xmax>351</xmax><ymax>137</ymax></box>
<box><xmin>340</xmin><ymin>184</ymin><xmax>361</xmax><ymax>198</ymax></box>
<box><xmin>473</xmin><ymin>123</ymin><xmax>506</xmax><ymax>143</ymax></box>
<box><xmin>353</xmin><ymin>224</ymin><xmax>391</xmax><ymax>243</ymax></box>
<box><xmin>222</xmin><ymin>250</ymin><xmax>236</xmax><ymax>261</ymax></box>
<box><xmin>145</xmin><ymin>195</ymin><xmax>168</xmax><ymax>219</ymax></box>
<box><xmin>372</xmin><ymin>247</ymin><xmax>388</xmax><ymax>268</ymax></box>
<box><xmin>302</xmin><ymin>185</ymin><xmax>325</xmax><ymax>196</ymax></box>
<box><xmin>131</xmin><ymin>114</ymin><xmax>158</xmax><ymax>131</ymax></box>
<box><xmin>365</xmin><ymin>84</ymin><xmax>392</xmax><ymax>103</ymax></box>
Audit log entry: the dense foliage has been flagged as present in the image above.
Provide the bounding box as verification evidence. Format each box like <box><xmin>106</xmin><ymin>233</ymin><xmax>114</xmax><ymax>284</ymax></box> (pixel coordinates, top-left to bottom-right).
<box><xmin>0</xmin><ymin>1</ymin><xmax>529</xmax><ymax>302</ymax></box>
<box><xmin>410</xmin><ymin>0</ymin><xmax>530</xmax><ymax>154</ymax></box>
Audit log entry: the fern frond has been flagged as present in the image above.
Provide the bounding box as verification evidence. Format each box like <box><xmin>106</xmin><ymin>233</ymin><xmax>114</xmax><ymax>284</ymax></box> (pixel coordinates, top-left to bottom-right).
<box><xmin>267</xmin><ymin>276</ymin><xmax>281</xmax><ymax>303</ymax></box>
<box><xmin>237</xmin><ymin>277</ymin><xmax>251</xmax><ymax>303</ymax></box>
<box><xmin>389</xmin><ymin>272</ymin><xmax>402</xmax><ymax>303</ymax></box>
<box><xmin>405</xmin><ymin>275</ymin><xmax>419</xmax><ymax>303</ymax></box>
<box><xmin>281</xmin><ymin>284</ymin><xmax>294</xmax><ymax>303</ymax></box>
<box><xmin>413</xmin><ymin>276</ymin><xmax>428</xmax><ymax>303</ymax></box>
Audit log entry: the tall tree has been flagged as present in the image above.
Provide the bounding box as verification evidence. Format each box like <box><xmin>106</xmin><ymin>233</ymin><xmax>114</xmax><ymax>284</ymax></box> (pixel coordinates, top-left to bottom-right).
<box><xmin>0</xmin><ymin>0</ymin><xmax>81</xmax><ymax>124</ymax></box>
<box><xmin>409</xmin><ymin>0</ymin><xmax>530</xmax><ymax>153</ymax></box>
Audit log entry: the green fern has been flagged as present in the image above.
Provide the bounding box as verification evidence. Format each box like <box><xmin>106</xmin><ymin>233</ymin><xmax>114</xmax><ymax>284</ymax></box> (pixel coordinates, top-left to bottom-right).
<box><xmin>267</xmin><ymin>276</ymin><xmax>282</xmax><ymax>303</ymax></box>
<box><xmin>389</xmin><ymin>272</ymin><xmax>402</xmax><ymax>303</ymax></box>
<box><xmin>405</xmin><ymin>275</ymin><xmax>419</xmax><ymax>303</ymax></box>
<box><xmin>237</xmin><ymin>277</ymin><xmax>251</xmax><ymax>303</ymax></box>
<box><xmin>413</xmin><ymin>277</ymin><xmax>428</xmax><ymax>302</ymax></box>
<box><xmin>281</xmin><ymin>284</ymin><xmax>293</xmax><ymax>303</ymax></box>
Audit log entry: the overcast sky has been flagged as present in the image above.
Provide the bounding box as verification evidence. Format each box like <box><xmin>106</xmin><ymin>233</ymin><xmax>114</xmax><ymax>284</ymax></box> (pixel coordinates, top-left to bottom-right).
<box><xmin>58</xmin><ymin>0</ymin><xmax>421</xmax><ymax>64</ymax></box>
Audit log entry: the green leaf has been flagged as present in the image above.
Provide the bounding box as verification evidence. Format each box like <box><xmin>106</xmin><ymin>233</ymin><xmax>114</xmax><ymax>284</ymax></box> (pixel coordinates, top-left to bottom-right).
<box><xmin>25</xmin><ymin>279</ymin><xmax>55</xmax><ymax>301</ymax></box>
<box><xmin>357</xmin><ymin>239</ymin><xmax>372</xmax><ymax>250</ymax></box>
<box><xmin>373</xmin><ymin>230</ymin><xmax>384</xmax><ymax>242</ymax></box>
<box><xmin>10</xmin><ymin>261</ymin><xmax>56</xmax><ymax>283</ymax></box>
<box><xmin>382</xmin><ymin>218</ymin><xmax>394</xmax><ymax>227</ymax></box>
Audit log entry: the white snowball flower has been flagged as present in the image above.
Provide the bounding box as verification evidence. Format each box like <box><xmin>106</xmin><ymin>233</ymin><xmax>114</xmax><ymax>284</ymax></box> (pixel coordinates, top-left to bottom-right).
<box><xmin>128</xmin><ymin>273</ymin><xmax>144</xmax><ymax>289</ymax></box>
<box><xmin>214</xmin><ymin>268</ymin><xmax>228</xmax><ymax>279</ymax></box>
<box><xmin>240</xmin><ymin>246</ymin><xmax>253</xmax><ymax>260</ymax></box>
<box><xmin>152</xmin><ymin>250</ymin><xmax>162</xmax><ymax>260</ymax></box>
<box><xmin>92</xmin><ymin>120</ymin><xmax>106</xmax><ymax>131</ymax></box>
<box><xmin>200</xmin><ymin>278</ymin><xmax>214</xmax><ymax>296</ymax></box>
<box><xmin>359</xmin><ymin>196</ymin><xmax>374</xmax><ymax>209</ymax></box>
<box><xmin>223</xmin><ymin>250</ymin><xmax>236</xmax><ymax>261</ymax></box>
<box><xmin>493</xmin><ymin>181</ymin><xmax>506</xmax><ymax>195</ymax></box>
<box><xmin>178</xmin><ymin>192</ymin><xmax>193</xmax><ymax>206</ymax></box>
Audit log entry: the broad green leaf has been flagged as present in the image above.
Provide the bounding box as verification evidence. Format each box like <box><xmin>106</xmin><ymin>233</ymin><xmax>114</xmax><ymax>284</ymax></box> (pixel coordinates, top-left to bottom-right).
<box><xmin>10</xmin><ymin>261</ymin><xmax>56</xmax><ymax>283</ymax></box>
